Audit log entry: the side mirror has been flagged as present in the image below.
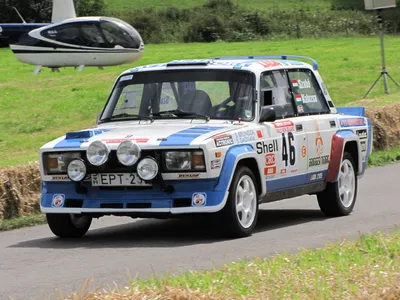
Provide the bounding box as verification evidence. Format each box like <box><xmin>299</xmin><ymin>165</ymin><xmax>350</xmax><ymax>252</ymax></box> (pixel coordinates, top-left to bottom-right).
<box><xmin>259</xmin><ymin>106</ymin><xmax>276</xmax><ymax>123</ymax></box>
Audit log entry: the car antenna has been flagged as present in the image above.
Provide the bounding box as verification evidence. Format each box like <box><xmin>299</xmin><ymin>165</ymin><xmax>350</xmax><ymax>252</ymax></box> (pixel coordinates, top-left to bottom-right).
<box><xmin>12</xmin><ymin>6</ymin><xmax>27</xmax><ymax>23</ymax></box>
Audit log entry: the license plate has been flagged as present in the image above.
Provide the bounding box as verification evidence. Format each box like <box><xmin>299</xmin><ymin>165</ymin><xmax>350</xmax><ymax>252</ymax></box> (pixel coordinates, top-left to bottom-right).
<box><xmin>91</xmin><ymin>173</ymin><xmax>151</xmax><ymax>186</ymax></box>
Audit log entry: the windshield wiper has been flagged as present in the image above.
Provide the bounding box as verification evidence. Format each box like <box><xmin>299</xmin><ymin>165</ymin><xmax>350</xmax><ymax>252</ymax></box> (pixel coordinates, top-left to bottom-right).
<box><xmin>101</xmin><ymin>113</ymin><xmax>153</xmax><ymax>123</ymax></box>
<box><xmin>152</xmin><ymin>109</ymin><xmax>210</xmax><ymax>121</ymax></box>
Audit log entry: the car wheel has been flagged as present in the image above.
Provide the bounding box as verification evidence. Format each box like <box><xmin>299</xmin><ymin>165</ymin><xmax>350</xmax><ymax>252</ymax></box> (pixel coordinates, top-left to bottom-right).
<box><xmin>220</xmin><ymin>166</ymin><xmax>259</xmax><ymax>238</ymax></box>
<box><xmin>317</xmin><ymin>152</ymin><xmax>358</xmax><ymax>217</ymax></box>
<box><xmin>46</xmin><ymin>213</ymin><xmax>92</xmax><ymax>238</ymax></box>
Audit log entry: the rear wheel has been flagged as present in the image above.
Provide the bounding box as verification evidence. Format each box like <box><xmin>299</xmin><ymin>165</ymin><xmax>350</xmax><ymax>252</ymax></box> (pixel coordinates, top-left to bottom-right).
<box><xmin>317</xmin><ymin>152</ymin><xmax>357</xmax><ymax>217</ymax></box>
<box><xmin>46</xmin><ymin>213</ymin><xmax>92</xmax><ymax>238</ymax></box>
<box><xmin>219</xmin><ymin>166</ymin><xmax>259</xmax><ymax>238</ymax></box>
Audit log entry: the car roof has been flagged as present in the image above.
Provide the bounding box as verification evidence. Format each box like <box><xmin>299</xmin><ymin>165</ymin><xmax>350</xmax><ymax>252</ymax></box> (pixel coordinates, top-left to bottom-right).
<box><xmin>121</xmin><ymin>55</ymin><xmax>319</xmax><ymax>77</ymax></box>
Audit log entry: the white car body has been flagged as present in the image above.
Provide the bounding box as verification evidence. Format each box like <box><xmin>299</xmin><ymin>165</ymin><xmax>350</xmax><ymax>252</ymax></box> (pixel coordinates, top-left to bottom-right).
<box><xmin>38</xmin><ymin>55</ymin><xmax>373</xmax><ymax>237</ymax></box>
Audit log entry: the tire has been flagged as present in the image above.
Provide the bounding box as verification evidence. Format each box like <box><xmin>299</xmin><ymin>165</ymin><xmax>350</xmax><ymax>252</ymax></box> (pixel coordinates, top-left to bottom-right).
<box><xmin>46</xmin><ymin>213</ymin><xmax>92</xmax><ymax>238</ymax></box>
<box><xmin>317</xmin><ymin>151</ymin><xmax>358</xmax><ymax>217</ymax></box>
<box><xmin>219</xmin><ymin>166</ymin><xmax>259</xmax><ymax>238</ymax></box>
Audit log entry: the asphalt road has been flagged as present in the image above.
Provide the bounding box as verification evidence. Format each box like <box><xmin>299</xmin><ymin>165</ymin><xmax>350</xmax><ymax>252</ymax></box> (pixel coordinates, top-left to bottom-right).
<box><xmin>1</xmin><ymin>163</ymin><xmax>399</xmax><ymax>300</ymax></box>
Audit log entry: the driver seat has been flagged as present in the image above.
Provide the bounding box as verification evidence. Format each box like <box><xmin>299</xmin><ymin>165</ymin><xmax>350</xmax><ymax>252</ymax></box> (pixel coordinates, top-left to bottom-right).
<box><xmin>180</xmin><ymin>90</ymin><xmax>212</xmax><ymax>115</ymax></box>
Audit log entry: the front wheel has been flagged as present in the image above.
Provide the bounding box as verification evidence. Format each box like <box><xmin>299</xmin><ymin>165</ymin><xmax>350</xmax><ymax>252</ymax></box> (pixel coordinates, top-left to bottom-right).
<box><xmin>219</xmin><ymin>166</ymin><xmax>259</xmax><ymax>238</ymax></box>
<box><xmin>46</xmin><ymin>213</ymin><xmax>92</xmax><ymax>238</ymax></box>
<box><xmin>317</xmin><ymin>152</ymin><xmax>358</xmax><ymax>217</ymax></box>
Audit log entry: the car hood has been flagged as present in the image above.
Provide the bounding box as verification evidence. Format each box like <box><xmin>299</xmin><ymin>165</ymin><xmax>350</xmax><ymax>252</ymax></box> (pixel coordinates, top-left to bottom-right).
<box><xmin>42</xmin><ymin>121</ymin><xmax>244</xmax><ymax>150</ymax></box>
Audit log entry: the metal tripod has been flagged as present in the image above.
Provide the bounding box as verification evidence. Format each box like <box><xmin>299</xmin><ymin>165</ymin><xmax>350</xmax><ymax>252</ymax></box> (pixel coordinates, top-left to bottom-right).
<box><xmin>364</xmin><ymin>9</ymin><xmax>400</xmax><ymax>98</ymax></box>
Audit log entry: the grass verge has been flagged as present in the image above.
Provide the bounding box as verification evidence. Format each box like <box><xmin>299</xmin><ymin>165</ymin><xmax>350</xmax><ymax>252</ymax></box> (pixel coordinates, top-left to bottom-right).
<box><xmin>0</xmin><ymin>213</ymin><xmax>46</xmax><ymax>231</ymax></box>
<box><xmin>368</xmin><ymin>146</ymin><xmax>400</xmax><ymax>166</ymax></box>
<box><xmin>62</xmin><ymin>229</ymin><xmax>400</xmax><ymax>299</ymax></box>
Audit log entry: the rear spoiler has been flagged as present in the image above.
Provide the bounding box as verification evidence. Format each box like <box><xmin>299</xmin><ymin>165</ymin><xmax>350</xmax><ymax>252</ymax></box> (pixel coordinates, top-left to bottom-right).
<box><xmin>336</xmin><ymin>107</ymin><xmax>365</xmax><ymax>117</ymax></box>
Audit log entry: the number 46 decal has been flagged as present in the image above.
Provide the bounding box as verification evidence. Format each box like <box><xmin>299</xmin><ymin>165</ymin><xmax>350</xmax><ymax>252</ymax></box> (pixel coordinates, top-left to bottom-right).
<box><xmin>282</xmin><ymin>132</ymin><xmax>296</xmax><ymax>167</ymax></box>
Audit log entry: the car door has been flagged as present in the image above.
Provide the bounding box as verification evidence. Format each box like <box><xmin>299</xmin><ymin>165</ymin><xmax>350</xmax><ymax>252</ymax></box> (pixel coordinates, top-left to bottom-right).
<box><xmin>286</xmin><ymin>68</ymin><xmax>337</xmax><ymax>183</ymax></box>
<box><xmin>259</xmin><ymin>70</ymin><xmax>309</xmax><ymax>192</ymax></box>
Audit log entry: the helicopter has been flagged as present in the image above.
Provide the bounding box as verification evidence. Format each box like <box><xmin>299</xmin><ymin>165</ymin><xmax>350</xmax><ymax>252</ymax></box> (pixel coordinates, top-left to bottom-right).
<box><xmin>0</xmin><ymin>0</ymin><xmax>145</xmax><ymax>74</ymax></box>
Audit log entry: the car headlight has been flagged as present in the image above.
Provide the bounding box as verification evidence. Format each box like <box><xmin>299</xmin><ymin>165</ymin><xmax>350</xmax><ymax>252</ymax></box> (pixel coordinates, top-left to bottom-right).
<box><xmin>117</xmin><ymin>140</ymin><xmax>141</xmax><ymax>166</ymax></box>
<box><xmin>43</xmin><ymin>152</ymin><xmax>81</xmax><ymax>175</ymax></box>
<box><xmin>86</xmin><ymin>140</ymin><xmax>110</xmax><ymax>166</ymax></box>
<box><xmin>67</xmin><ymin>159</ymin><xmax>87</xmax><ymax>182</ymax></box>
<box><xmin>137</xmin><ymin>157</ymin><xmax>159</xmax><ymax>180</ymax></box>
<box><xmin>164</xmin><ymin>151</ymin><xmax>205</xmax><ymax>171</ymax></box>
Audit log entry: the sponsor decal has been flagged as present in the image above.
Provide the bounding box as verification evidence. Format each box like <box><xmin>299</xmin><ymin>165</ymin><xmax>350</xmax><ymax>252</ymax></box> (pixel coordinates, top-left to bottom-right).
<box><xmin>157</xmin><ymin>137</ymin><xmax>168</xmax><ymax>141</ymax></box>
<box><xmin>211</xmin><ymin>159</ymin><xmax>221</xmax><ymax>169</ymax></box>
<box><xmin>102</xmin><ymin>138</ymin><xmax>149</xmax><ymax>144</ymax></box>
<box><xmin>356</xmin><ymin>129</ymin><xmax>367</xmax><ymax>140</ymax></box>
<box><xmin>256</xmin><ymin>140</ymin><xmax>279</xmax><ymax>154</ymax></box>
<box><xmin>178</xmin><ymin>174</ymin><xmax>200</xmax><ymax>179</ymax></box>
<box><xmin>258</xmin><ymin>61</ymin><xmax>282</xmax><ymax>68</ymax></box>
<box><xmin>265</xmin><ymin>153</ymin><xmax>276</xmax><ymax>166</ymax></box>
<box><xmin>192</xmin><ymin>192</ymin><xmax>207</xmax><ymax>207</ymax></box>
<box><xmin>310</xmin><ymin>172</ymin><xmax>324</xmax><ymax>182</ymax></box>
<box><xmin>314</xmin><ymin>119</ymin><xmax>324</xmax><ymax>157</ymax></box>
<box><xmin>316</xmin><ymin>136</ymin><xmax>324</xmax><ymax>156</ymax></box>
<box><xmin>273</xmin><ymin>120</ymin><xmax>295</xmax><ymax>133</ymax></box>
<box><xmin>302</xmin><ymin>145</ymin><xmax>307</xmax><ymax>158</ymax></box>
<box><xmin>340</xmin><ymin>118</ymin><xmax>365</xmax><ymax>127</ymax></box>
<box><xmin>295</xmin><ymin>94</ymin><xmax>302</xmax><ymax>103</ymax></box>
<box><xmin>298</xmin><ymin>79</ymin><xmax>311</xmax><ymax>89</ymax></box>
<box><xmin>301</xmin><ymin>94</ymin><xmax>318</xmax><ymax>103</ymax></box>
<box><xmin>360</xmin><ymin>141</ymin><xmax>367</xmax><ymax>152</ymax></box>
<box><xmin>309</xmin><ymin>155</ymin><xmax>330</xmax><ymax>167</ymax></box>
<box><xmin>264</xmin><ymin>167</ymin><xmax>277</xmax><ymax>176</ymax></box>
<box><xmin>256</xmin><ymin>130</ymin><xmax>263</xmax><ymax>138</ymax></box>
<box><xmin>52</xmin><ymin>194</ymin><xmax>65</xmax><ymax>208</ymax></box>
<box><xmin>297</xmin><ymin>105</ymin><xmax>304</xmax><ymax>113</ymax></box>
<box><xmin>160</xmin><ymin>96</ymin><xmax>170</xmax><ymax>104</ymax></box>
<box><xmin>214</xmin><ymin>134</ymin><xmax>234</xmax><ymax>147</ymax></box>
<box><xmin>280</xmin><ymin>169</ymin><xmax>287</xmax><ymax>175</ymax></box>
<box><xmin>292</xmin><ymin>79</ymin><xmax>299</xmax><ymax>88</ymax></box>
<box><xmin>234</xmin><ymin>130</ymin><xmax>257</xmax><ymax>143</ymax></box>
<box><xmin>291</xmin><ymin>169</ymin><xmax>298</xmax><ymax>173</ymax></box>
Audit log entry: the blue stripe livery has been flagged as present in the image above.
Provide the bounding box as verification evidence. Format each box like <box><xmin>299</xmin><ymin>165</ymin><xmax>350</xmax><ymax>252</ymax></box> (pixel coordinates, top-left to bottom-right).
<box><xmin>54</xmin><ymin>129</ymin><xmax>111</xmax><ymax>149</ymax></box>
<box><xmin>160</xmin><ymin>126</ymin><xmax>226</xmax><ymax>146</ymax></box>
<box><xmin>266</xmin><ymin>170</ymin><xmax>327</xmax><ymax>192</ymax></box>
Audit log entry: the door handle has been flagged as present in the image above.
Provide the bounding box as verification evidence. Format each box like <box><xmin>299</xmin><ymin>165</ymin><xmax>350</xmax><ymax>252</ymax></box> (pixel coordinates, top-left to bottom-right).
<box><xmin>296</xmin><ymin>124</ymin><xmax>303</xmax><ymax>131</ymax></box>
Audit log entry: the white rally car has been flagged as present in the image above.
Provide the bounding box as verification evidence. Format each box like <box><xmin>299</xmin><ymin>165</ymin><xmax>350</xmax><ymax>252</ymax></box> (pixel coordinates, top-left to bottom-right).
<box><xmin>39</xmin><ymin>55</ymin><xmax>373</xmax><ymax>238</ymax></box>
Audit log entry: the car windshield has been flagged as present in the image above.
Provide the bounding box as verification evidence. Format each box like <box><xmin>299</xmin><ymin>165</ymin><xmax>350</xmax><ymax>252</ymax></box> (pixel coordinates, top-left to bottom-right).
<box><xmin>100</xmin><ymin>69</ymin><xmax>255</xmax><ymax>122</ymax></box>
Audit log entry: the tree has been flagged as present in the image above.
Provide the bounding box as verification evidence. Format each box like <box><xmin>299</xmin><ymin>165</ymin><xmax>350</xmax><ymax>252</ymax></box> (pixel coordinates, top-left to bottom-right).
<box><xmin>0</xmin><ymin>0</ymin><xmax>106</xmax><ymax>23</ymax></box>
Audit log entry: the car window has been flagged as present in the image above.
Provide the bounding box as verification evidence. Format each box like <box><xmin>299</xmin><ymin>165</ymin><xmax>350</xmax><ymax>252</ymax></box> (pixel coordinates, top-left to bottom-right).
<box><xmin>260</xmin><ymin>70</ymin><xmax>295</xmax><ymax>119</ymax></box>
<box><xmin>102</xmin><ymin>70</ymin><xmax>255</xmax><ymax>121</ymax></box>
<box><xmin>288</xmin><ymin>69</ymin><xmax>329</xmax><ymax>114</ymax></box>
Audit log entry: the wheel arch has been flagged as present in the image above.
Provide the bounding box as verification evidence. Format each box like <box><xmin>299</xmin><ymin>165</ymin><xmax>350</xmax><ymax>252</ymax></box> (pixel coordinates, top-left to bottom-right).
<box><xmin>215</xmin><ymin>144</ymin><xmax>266</xmax><ymax>198</ymax></box>
<box><xmin>326</xmin><ymin>130</ymin><xmax>362</xmax><ymax>182</ymax></box>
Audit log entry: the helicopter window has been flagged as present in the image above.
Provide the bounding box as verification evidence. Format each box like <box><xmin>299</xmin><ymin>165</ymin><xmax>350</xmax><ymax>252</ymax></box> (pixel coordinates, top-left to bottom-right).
<box><xmin>78</xmin><ymin>23</ymin><xmax>106</xmax><ymax>47</ymax></box>
<box><xmin>41</xmin><ymin>24</ymin><xmax>85</xmax><ymax>46</ymax></box>
<box><xmin>100</xmin><ymin>21</ymin><xmax>135</xmax><ymax>48</ymax></box>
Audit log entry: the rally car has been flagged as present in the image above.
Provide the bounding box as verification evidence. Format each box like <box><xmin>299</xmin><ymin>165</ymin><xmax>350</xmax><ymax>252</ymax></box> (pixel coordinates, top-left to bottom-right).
<box><xmin>39</xmin><ymin>55</ymin><xmax>373</xmax><ymax>238</ymax></box>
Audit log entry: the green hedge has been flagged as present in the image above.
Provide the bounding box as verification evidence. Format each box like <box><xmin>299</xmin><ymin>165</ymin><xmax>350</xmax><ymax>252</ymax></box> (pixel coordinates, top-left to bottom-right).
<box><xmin>111</xmin><ymin>0</ymin><xmax>390</xmax><ymax>44</ymax></box>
